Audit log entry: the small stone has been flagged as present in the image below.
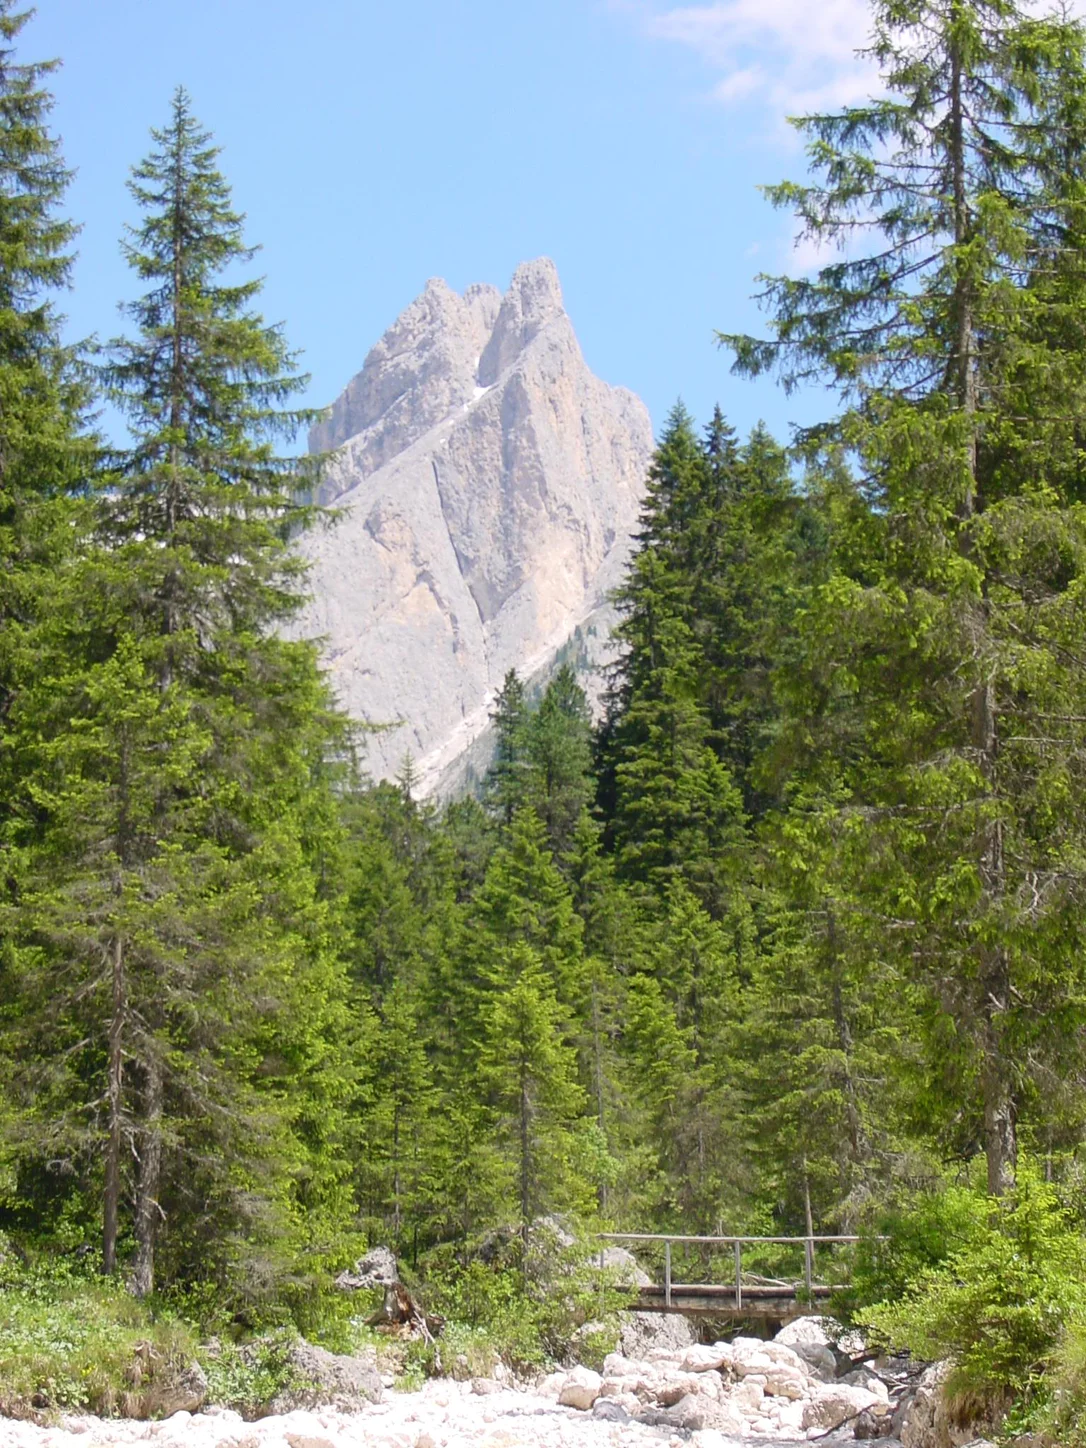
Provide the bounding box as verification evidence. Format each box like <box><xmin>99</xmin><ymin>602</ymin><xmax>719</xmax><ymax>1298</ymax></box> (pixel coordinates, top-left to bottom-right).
<box><xmin>854</xmin><ymin>1407</ymin><xmax>888</xmax><ymax>1439</ymax></box>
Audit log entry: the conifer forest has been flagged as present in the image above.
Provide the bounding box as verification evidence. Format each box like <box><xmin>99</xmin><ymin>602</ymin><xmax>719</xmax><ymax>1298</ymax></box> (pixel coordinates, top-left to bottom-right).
<box><xmin>12</xmin><ymin>0</ymin><xmax>1086</xmax><ymax>1434</ymax></box>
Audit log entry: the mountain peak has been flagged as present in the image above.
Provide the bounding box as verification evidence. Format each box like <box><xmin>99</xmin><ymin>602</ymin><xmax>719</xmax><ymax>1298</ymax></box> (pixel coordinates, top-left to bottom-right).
<box><xmin>478</xmin><ymin>257</ymin><xmax>566</xmax><ymax>387</ymax></box>
<box><xmin>295</xmin><ymin>261</ymin><xmax>653</xmax><ymax>794</ymax></box>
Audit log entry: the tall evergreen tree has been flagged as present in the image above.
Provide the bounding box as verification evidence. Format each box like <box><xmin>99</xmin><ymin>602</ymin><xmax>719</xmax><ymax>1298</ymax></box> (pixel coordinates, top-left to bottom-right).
<box><xmin>727</xmin><ymin>0</ymin><xmax>1086</xmax><ymax>1195</ymax></box>
<box><xmin>526</xmin><ymin>664</ymin><xmax>594</xmax><ymax>863</ymax></box>
<box><xmin>0</xmin><ymin>0</ymin><xmax>89</xmax><ymax>666</ymax></box>
<box><xmin>486</xmin><ymin>670</ymin><xmax>532</xmax><ymax>826</ymax></box>
<box><xmin>606</xmin><ymin>408</ymin><xmax>747</xmax><ymax>916</ymax></box>
<box><xmin>0</xmin><ymin>0</ymin><xmax>95</xmax><ymax>1241</ymax></box>
<box><xmin>5</xmin><ymin>90</ymin><xmax>355</xmax><ymax>1294</ymax></box>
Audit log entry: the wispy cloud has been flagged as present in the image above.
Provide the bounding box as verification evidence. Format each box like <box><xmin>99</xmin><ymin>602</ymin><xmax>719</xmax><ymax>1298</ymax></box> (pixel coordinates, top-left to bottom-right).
<box><xmin>628</xmin><ymin>0</ymin><xmax>877</xmax><ymax>121</ymax></box>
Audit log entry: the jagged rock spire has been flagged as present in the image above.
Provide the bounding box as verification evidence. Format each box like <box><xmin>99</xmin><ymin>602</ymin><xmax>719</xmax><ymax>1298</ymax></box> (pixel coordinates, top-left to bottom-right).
<box><xmin>295</xmin><ymin>259</ymin><xmax>652</xmax><ymax>794</ymax></box>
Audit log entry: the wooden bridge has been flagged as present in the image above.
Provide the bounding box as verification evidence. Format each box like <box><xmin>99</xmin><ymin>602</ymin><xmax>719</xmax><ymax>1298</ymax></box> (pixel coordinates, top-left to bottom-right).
<box><xmin>597</xmin><ymin>1232</ymin><xmax>863</xmax><ymax>1324</ymax></box>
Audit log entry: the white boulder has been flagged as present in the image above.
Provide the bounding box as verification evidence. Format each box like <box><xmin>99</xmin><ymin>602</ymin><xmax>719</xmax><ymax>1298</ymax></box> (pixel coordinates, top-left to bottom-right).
<box><xmin>776</xmin><ymin>1315</ymin><xmax>841</xmax><ymax>1348</ymax></box>
<box><xmin>557</xmin><ymin>1365</ymin><xmax>602</xmax><ymax>1410</ymax></box>
<box><xmin>681</xmin><ymin>1343</ymin><xmax>734</xmax><ymax>1373</ymax></box>
<box><xmin>762</xmin><ymin>1364</ymin><xmax>810</xmax><ymax>1400</ymax></box>
<box><xmin>802</xmin><ymin>1382</ymin><xmax>880</xmax><ymax>1431</ymax></box>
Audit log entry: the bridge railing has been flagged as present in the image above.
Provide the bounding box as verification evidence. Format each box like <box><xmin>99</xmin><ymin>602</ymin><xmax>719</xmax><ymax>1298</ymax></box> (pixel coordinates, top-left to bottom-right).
<box><xmin>596</xmin><ymin>1231</ymin><xmax>867</xmax><ymax>1311</ymax></box>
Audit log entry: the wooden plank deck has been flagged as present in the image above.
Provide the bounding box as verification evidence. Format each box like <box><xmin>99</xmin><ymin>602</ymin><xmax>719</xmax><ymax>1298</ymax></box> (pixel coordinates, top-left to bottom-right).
<box><xmin>632</xmin><ymin>1281</ymin><xmax>835</xmax><ymax>1320</ymax></box>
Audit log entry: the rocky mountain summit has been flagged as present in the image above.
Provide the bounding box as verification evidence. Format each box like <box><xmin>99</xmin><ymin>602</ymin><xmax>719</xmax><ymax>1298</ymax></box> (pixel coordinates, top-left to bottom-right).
<box><xmin>295</xmin><ymin>259</ymin><xmax>653</xmax><ymax>793</ymax></box>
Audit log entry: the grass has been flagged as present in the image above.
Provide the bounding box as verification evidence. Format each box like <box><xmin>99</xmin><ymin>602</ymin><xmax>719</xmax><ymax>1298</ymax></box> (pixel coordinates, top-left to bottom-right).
<box><xmin>0</xmin><ymin>1257</ymin><xmax>199</xmax><ymax>1417</ymax></box>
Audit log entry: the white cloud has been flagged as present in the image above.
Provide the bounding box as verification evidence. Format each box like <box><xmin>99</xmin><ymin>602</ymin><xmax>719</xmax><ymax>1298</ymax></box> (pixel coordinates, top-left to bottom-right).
<box><xmin>632</xmin><ymin>0</ymin><xmax>1086</xmax><ymax>121</ymax></box>
<box><xmin>631</xmin><ymin>0</ymin><xmax>878</xmax><ymax>119</ymax></box>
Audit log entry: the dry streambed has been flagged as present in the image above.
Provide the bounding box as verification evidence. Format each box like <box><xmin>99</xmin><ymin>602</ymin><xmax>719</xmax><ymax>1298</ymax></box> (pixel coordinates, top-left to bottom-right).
<box><xmin>0</xmin><ymin>1322</ymin><xmax>907</xmax><ymax>1448</ymax></box>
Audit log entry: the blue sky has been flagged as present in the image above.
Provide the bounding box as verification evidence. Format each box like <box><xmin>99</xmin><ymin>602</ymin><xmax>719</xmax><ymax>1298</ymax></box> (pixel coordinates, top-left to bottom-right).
<box><xmin>31</xmin><ymin>0</ymin><xmax>876</xmax><ymax>447</ymax></box>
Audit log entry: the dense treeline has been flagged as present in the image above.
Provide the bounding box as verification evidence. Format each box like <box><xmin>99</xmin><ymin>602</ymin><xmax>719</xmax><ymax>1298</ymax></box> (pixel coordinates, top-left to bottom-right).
<box><xmin>7</xmin><ymin>0</ymin><xmax>1086</xmax><ymax>1422</ymax></box>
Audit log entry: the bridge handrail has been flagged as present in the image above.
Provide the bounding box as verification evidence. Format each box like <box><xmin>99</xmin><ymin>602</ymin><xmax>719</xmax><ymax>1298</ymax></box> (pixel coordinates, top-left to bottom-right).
<box><xmin>598</xmin><ymin>1232</ymin><xmax>864</xmax><ymax>1245</ymax></box>
<box><xmin>596</xmin><ymin>1230</ymin><xmax>880</xmax><ymax>1311</ymax></box>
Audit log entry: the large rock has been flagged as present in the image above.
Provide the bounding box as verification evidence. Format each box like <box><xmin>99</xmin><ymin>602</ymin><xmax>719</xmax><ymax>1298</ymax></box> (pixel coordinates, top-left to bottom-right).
<box><xmin>295</xmin><ymin>259</ymin><xmax>653</xmax><ymax>794</ymax></box>
<box><xmin>125</xmin><ymin>1349</ymin><xmax>208</xmax><ymax>1418</ymax></box>
<box><xmin>266</xmin><ymin>1340</ymin><xmax>383</xmax><ymax>1414</ymax></box>
<box><xmin>598</xmin><ymin>1245</ymin><xmax>651</xmax><ymax>1288</ymax></box>
<box><xmin>656</xmin><ymin>1392</ymin><xmax>740</xmax><ymax>1433</ymax></box>
<box><xmin>557</xmin><ymin>1365</ymin><xmax>602</xmax><ymax>1410</ymax></box>
<box><xmin>900</xmin><ymin>1363</ymin><xmax>1000</xmax><ymax>1448</ymax></box>
<box><xmin>334</xmin><ymin>1244</ymin><xmax>399</xmax><ymax>1291</ymax></box>
<box><xmin>775</xmin><ymin>1314</ymin><xmax>842</xmax><ymax>1348</ymax></box>
<box><xmin>802</xmin><ymin>1381</ymin><xmax>881</xmax><ymax>1431</ymax></box>
<box><xmin>619</xmin><ymin>1310</ymin><xmax>695</xmax><ymax>1359</ymax></box>
<box><xmin>681</xmin><ymin>1344</ymin><xmax>734</xmax><ymax>1374</ymax></box>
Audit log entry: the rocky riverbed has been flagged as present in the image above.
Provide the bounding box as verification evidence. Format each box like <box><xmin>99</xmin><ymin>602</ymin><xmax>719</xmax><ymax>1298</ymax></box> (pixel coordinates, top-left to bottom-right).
<box><xmin>0</xmin><ymin>1384</ymin><xmax>897</xmax><ymax>1448</ymax></box>
<box><xmin>0</xmin><ymin>1320</ymin><xmax>914</xmax><ymax>1448</ymax></box>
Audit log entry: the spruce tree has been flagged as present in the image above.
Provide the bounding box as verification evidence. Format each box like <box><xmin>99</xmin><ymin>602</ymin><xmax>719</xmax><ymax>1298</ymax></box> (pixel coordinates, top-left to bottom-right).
<box><xmin>486</xmin><ymin>670</ymin><xmax>532</xmax><ymax>826</ymax></box>
<box><xmin>0</xmin><ymin>0</ymin><xmax>88</xmax><ymax>651</ymax></box>
<box><xmin>476</xmin><ymin>942</ymin><xmax>590</xmax><ymax>1231</ymax></box>
<box><xmin>727</xmin><ymin>0</ymin><xmax>1086</xmax><ymax>1194</ymax></box>
<box><xmin>526</xmin><ymin>664</ymin><xmax>594</xmax><ymax>863</ymax></box>
<box><xmin>6</xmin><ymin>90</ymin><xmax>354</xmax><ymax>1293</ymax></box>
<box><xmin>608</xmin><ymin>437</ymin><xmax>747</xmax><ymax>919</ymax></box>
<box><xmin>0</xmin><ymin>0</ymin><xmax>95</xmax><ymax>1240</ymax></box>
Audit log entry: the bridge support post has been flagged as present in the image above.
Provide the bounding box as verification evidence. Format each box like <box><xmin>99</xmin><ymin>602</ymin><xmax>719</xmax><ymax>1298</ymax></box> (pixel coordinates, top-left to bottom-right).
<box><xmin>664</xmin><ymin>1240</ymin><xmax>672</xmax><ymax>1308</ymax></box>
<box><xmin>734</xmin><ymin>1240</ymin><xmax>742</xmax><ymax>1311</ymax></box>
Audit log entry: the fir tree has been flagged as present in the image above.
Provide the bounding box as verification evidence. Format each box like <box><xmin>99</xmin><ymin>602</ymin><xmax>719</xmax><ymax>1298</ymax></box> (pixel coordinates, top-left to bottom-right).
<box><xmin>526</xmin><ymin>664</ymin><xmax>594</xmax><ymax>863</ymax></box>
<box><xmin>727</xmin><ymin>0</ymin><xmax>1086</xmax><ymax>1194</ymax></box>
<box><xmin>0</xmin><ymin>0</ymin><xmax>90</xmax><ymax>1231</ymax></box>
<box><xmin>486</xmin><ymin>670</ymin><xmax>532</xmax><ymax>826</ymax></box>
<box><xmin>6</xmin><ymin>90</ymin><xmax>354</xmax><ymax>1293</ymax></box>
<box><xmin>476</xmin><ymin>942</ymin><xmax>590</xmax><ymax>1232</ymax></box>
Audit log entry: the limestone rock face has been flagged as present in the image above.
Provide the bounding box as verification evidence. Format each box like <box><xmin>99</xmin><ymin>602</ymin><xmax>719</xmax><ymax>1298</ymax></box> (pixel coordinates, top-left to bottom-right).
<box><xmin>295</xmin><ymin>259</ymin><xmax>652</xmax><ymax>793</ymax></box>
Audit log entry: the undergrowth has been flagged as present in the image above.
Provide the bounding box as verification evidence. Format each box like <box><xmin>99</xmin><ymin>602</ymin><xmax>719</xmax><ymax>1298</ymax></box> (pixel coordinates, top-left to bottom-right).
<box><xmin>0</xmin><ymin>1245</ymin><xmax>197</xmax><ymax>1417</ymax></box>
<box><xmin>862</xmin><ymin>1165</ymin><xmax>1086</xmax><ymax>1419</ymax></box>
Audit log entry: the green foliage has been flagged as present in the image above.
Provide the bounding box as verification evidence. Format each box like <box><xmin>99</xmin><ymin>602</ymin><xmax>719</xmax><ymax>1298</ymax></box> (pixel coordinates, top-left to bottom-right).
<box><xmin>196</xmin><ymin>1331</ymin><xmax>301</xmax><ymax>1420</ymax></box>
<box><xmin>1039</xmin><ymin>1312</ymin><xmax>1086</xmax><ymax>1447</ymax></box>
<box><xmin>0</xmin><ymin>1250</ymin><xmax>197</xmax><ymax>1416</ymax></box>
<box><xmin>866</xmin><ymin>1167</ymin><xmax>1086</xmax><ymax>1407</ymax></box>
<box><xmin>847</xmin><ymin>1179</ymin><xmax>990</xmax><ymax>1310</ymax></box>
<box><xmin>417</xmin><ymin>1230</ymin><xmax>629</xmax><ymax>1372</ymax></box>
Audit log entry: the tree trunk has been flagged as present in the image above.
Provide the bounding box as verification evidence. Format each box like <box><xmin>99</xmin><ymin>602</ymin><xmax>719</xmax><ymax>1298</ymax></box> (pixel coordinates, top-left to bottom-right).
<box><xmin>392</xmin><ymin>1104</ymin><xmax>401</xmax><ymax>1238</ymax></box>
<box><xmin>828</xmin><ymin>913</ymin><xmax>866</xmax><ymax>1210</ymax></box>
<box><xmin>102</xmin><ymin>935</ymin><xmax>125</xmax><ymax>1275</ymax></box>
<box><xmin>949</xmin><ymin>22</ymin><xmax>1015</xmax><ymax>1196</ymax></box>
<box><xmin>975</xmin><ymin>683</ymin><xmax>1016</xmax><ymax>1195</ymax></box>
<box><xmin>131</xmin><ymin>1054</ymin><xmax>163</xmax><ymax>1297</ymax></box>
<box><xmin>519</xmin><ymin>1059</ymin><xmax>531</xmax><ymax>1234</ymax></box>
<box><xmin>590</xmin><ymin>976</ymin><xmax>608</xmax><ymax>1212</ymax></box>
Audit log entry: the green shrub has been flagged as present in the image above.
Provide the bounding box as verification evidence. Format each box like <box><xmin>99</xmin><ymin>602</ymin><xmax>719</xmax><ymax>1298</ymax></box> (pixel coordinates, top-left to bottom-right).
<box><xmin>416</xmin><ymin>1226</ymin><xmax>630</xmax><ymax>1373</ymax></box>
<box><xmin>864</xmin><ymin>1165</ymin><xmax>1086</xmax><ymax>1412</ymax></box>
<box><xmin>1039</xmin><ymin>1312</ymin><xmax>1086</xmax><ymax>1447</ymax></box>
<box><xmin>196</xmin><ymin>1330</ymin><xmax>300</xmax><ymax>1418</ymax></box>
<box><xmin>0</xmin><ymin>1251</ymin><xmax>198</xmax><ymax>1416</ymax></box>
<box><xmin>842</xmin><ymin>1177</ymin><xmax>990</xmax><ymax>1314</ymax></box>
